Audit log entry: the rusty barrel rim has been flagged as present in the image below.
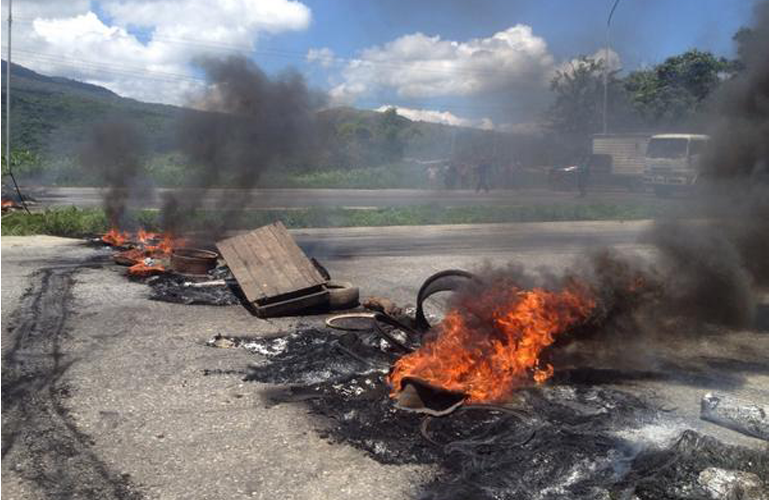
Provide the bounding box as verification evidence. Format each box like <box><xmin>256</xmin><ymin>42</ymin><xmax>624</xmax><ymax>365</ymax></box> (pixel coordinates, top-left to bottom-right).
<box><xmin>171</xmin><ymin>247</ymin><xmax>219</xmax><ymax>275</ymax></box>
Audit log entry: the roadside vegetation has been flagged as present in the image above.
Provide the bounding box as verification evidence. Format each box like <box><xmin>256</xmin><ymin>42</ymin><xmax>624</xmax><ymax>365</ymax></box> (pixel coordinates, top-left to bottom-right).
<box><xmin>1</xmin><ymin>203</ymin><xmax>670</xmax><ymax>237</ymax></box>
<box><xmin>1</xmin><ymin>26</ymin><xmax>756</xmax><ymax>191</ymax></box>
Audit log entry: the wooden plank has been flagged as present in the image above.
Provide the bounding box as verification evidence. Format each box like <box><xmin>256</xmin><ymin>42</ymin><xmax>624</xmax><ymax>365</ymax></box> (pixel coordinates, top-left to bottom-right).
<box><xmin>243</xmin><ymin>230</ymin><xmax>292</xmax><ymax>296</ymax></box>
<box><xmin>269</xmin><ymin>221</ymin><xmax>325</xmax><ymax>283</ymax></box>
<box><xmin>262</xmin><ymin>226</ymin><xmax>309</xmax><ymax>289</ymax></box>
<box><xmin>236</xmin><ymin>234</ymin><xmax>280</xmax><ymax>298</ymax></box>
<box><xmin>262</xmin><ymin>223</ymin><xmax>316</xmax><ymax>287</ymax></box>
<box><xmin>254</xmin><ymin>287</ymin><xmax>330</xmax><ymax>318</ymax></box>
<box><xmin>222</xmin><ymin>236</ymin><xmax>269</xmax><ymax>302</ymax></box>
<box><xmin>217</xmin><ymin>222</ymin><xmax>327</xmax><ymax>305</ymax></box>
<box><xmin>217</xmin><ymin>238</ymin><xmax>264</xmax><ymax>302</ymax></box>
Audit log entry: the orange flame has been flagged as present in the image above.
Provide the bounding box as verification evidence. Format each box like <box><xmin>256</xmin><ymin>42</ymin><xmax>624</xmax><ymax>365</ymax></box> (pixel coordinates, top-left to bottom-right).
<box><xmin>102</xmin><ymin>228</ymin><xmax>130</xmax><ymax>247</ymax></box>
<box><xmin>136</xmin><ymin>229</ymin><xmax>161</xmax><ymax>244</ymax></box>
<box><xmin>389</xmin><ymin>282</ymin><xmax>595</xmax><ymax>403</ymax></box>
<box><xmin>114</xmin><ymin>248</ymin><xmax>147</xmax><ymax>263</ymax></box>
<box><xmin>145</xmin><ymin>233</ymin><xmax>186</xmax><ymax>257</ymax></box>
<box><xmin>103</xmin><ymin>228</ymin><xmax>187</xmax><ymax>276</ymax></box>
<box><xmin>128</xmin><ymin>261</ymin><xmax>166</xmax><ymax>277</ymax></box>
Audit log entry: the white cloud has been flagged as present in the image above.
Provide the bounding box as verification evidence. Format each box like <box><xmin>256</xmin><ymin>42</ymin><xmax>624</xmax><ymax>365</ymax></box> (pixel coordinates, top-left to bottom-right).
<box><xmin>324</xmin><ymin>25</ymin><xmax>555</xmax><ymax>104</ymax></box>
<box><xmin>557</xmin><ymin>48</ymin><xmax>621</xmax><ymax>76</ymax></box>
<box><xmin>104</xmin><ymin>0</ymin><xmax>310</xmax><ymax>38</ymax></box>
<box><xmin>375</xmin><ymin>105</ymin><xmax>493</xmax><ymax>129</ymax></box>
<box><xmin>306</xmin><ymin>47</ymin><xmax>336</xmax><ymax>68</ymax></box>
<box><xmin>6</xmin><ymin>0</ymin><xmax>311</xmax><ymax>104</ymax></box>
<box><xmin>6</xmin><ymin>0</ymin><xmax>91</xmax><ymax>20</ymax></box>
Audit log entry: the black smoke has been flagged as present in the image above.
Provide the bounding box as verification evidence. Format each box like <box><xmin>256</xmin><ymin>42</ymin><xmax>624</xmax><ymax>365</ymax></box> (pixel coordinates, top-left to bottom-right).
<box><xmin>646</xmin><ymin>2</ymin><xmax>768</xmax><ymax>328</ymax></box>
<box><xmin>161</xmin><ymin>56</ymin><xmax>324</xmax><ymax>239</ymax></box>
<box><xmin>79</xmin><ymin>120</ymin><xmax>147</xmax><ymax>228</ymax></box>
<box><xmin>444</xmin><ymin>5</ymin><xmax>768</xmax><ymax>374</ymax></box>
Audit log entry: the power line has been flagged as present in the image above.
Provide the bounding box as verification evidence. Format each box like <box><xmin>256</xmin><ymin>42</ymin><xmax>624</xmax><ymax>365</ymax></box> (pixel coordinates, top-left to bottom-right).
<box><xmin>13</xmin><ymin>48</ymin><xmax>205</xmax><ymax>82</ymax></box>
<box><xmin>10</xmin><ymin>16</ymin><xmax>534</xmax><ymax>79</ymax></box>
<box><xmin>10</xmin><ymin>49</ymin><xmax>519</xmax><ymax>115</ymax></box>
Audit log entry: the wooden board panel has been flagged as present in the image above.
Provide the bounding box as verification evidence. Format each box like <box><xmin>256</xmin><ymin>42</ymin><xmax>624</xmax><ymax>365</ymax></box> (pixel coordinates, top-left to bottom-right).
<box><xmin>216</xmin><ymin>222</ymin><xmax>327</xmax><ymax>304</ymax></box>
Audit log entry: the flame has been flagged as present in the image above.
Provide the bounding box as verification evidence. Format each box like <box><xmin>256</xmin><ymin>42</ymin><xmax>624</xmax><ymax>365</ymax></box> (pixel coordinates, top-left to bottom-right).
<box><xmin>114</xmin><ymin>248</ymin><xmax>147</xmax><ymax>263</ymax></box>
<box><xmin>128</xmin><ymin>261</ymin><xmax>166</xmax><ymax>277</ymax></box>
<box><xmin>102</xmin><ymin>228</ymin><xmax>187</xmax><ymax>276</ymax></box>
<box><xmin>389</xmin><ymin>282</ymin><xmax>595</xmax><ymax>403</ymax></box>
<box><xmin>102</xmin><ymin>228</ymin><xmax>130</xmax><ymax>247</ymax></box>
<box><xmin>145</xmin><ymin>233</ymin><xmax>186</xmax><ymax>257</ymax></box>
<box><xmin>136</xmin><ymin>229</ymin><xmax>160</xmax><ymax>244</ymax></box>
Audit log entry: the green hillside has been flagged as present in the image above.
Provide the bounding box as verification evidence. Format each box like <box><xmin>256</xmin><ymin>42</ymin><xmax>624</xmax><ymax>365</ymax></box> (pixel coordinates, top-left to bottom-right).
<box><xmin>1</xmin><ymin>61</ymin><xmax>551</xmax><ymax>187</ymax></box>
<box><xmin>1</xmin><ymin>60</ymin><xmax>183</xmax><ymax>156</ymax></box>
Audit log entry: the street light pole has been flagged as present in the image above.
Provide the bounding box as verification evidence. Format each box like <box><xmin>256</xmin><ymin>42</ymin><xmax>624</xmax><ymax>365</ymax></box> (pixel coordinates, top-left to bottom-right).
<box><xmin>6</xmin><ymin>0</ymin><xmax>12</xmax><ymax>173</ymax></box>
<box><xmin>4</xmin><ymin>0</ymin><xmax>29</xmax><ymax>213</ymax></box>
<box><xmin>602</xmin><ymin>0</ymin><xmax>621</xmax><ymax>135</ymax></box>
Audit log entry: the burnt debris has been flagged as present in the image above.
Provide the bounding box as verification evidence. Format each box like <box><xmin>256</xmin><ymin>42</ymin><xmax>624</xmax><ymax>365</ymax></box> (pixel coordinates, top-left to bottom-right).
<box><xmin>146</xmin><ymin>266</ymin><xmax>243</xmax><ymax>306</ymax></box>
<box><xmin>235</xmin><ymin>326</ymin><xmax>767</xmax><ymax>500</ymax></box>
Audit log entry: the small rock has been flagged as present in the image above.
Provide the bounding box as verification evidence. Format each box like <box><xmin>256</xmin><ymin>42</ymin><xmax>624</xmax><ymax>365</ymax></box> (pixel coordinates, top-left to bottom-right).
<box><xmin>207</xmin><ymin>334</ymin><xmax>236</xmax><ymax>349</ymax></box>
<box><xmin>362</xmin><ymin>296</ymin><xmax>403</xmax><ymax>317</ymax></box>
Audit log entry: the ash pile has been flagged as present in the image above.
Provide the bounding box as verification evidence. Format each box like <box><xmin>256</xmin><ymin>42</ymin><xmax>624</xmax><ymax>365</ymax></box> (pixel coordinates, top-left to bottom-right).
<box><xmin>236</xmin><ymin>327</ymin><xmax>767</xmax><ymax>500</ymax></box>
<box><xmin>210</xmin><ymin>268</ymin><xmax>769</xmax><ymax>500</ymax></box>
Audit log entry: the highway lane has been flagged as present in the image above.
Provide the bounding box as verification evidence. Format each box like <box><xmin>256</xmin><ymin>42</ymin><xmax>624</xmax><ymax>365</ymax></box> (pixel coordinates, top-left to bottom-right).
<box><xmin>26</xmin><ymin>186</ymin><xmax>680</xmax><ymax>209</ymax></box>
<box><xmin>292</xmin><ymin>219</ymin><xmax>653</xmax><ymax>259</ymax></box>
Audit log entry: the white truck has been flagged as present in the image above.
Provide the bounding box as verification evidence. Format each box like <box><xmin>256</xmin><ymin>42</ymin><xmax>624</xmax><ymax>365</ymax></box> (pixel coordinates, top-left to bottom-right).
<box><xmin>643</xmin><ymin>134</ymin><xmax>710</xmax><ymax>196</ymax></box>
<box><xmin>591</xmin><ymin>133</ymin><xmax>650</xmax><ymax>190</ymax></box>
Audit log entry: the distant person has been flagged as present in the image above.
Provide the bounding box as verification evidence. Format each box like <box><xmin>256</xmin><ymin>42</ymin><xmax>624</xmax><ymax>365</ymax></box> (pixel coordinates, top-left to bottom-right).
<box><xmin>458</xmin><ymin>163</ymin><xmax>471</xmax><ymax>189</ymax></box>
<box><xmin>427</xmin><ymin>164</ymin><xmax>440</xmax><ymax>190</ymax></box>
<box><xmin>444</xmin><ymin>162</ymin><xmax>458</xmax><ymax>190</ymax></box>
<box><xmin>476</xmin><ymin>159</ymin><xmax>492</xmax><ymax>193</ymax></box>
<box><xmin>577</xmin><ymin>154</ymin><xmax>591</xmax><ymax>197</ymax></box>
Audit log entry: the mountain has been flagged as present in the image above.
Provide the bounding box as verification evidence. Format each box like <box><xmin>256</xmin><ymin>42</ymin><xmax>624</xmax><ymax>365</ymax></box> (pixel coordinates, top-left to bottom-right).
<box><xmin>1</xmin><ymin>62</ymin><xmax>548</xmax><ymax>183</ymax></box>
<box><xmin>1</xmin><ymin>60</ymin><xmax>185</xmax><ymax>156</ymax></box>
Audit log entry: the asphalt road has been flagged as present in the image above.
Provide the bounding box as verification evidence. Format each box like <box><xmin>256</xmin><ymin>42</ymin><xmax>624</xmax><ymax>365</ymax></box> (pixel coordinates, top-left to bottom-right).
<box><xmin>2</xmin><ymin>222</ymin><xmax>767</xmax><ymax>500</ymax></box>
<box><xmin>27</xmin><ymin>186</ymin><xmax>676</xmax><ymax>209</ymax></box>
<box><xmin>293</xmin><ymin>220</ymin><xmax>652</xmax><ymax>259</ymax></box>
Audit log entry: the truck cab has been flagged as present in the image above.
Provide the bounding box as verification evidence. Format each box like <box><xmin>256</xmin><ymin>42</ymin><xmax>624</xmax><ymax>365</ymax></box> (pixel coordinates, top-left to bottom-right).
<box><xmin>643</xmin><ymin>134</ymin><xmax>710</xmax><ymax>196</ymax></box>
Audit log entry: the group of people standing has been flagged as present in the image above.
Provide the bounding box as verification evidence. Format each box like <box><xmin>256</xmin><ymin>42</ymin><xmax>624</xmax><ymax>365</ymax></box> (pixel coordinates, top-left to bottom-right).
<box><xmin>426</xmin><ymin>159</ymin><xmax>523</xmax><ymax>192</ymax></box>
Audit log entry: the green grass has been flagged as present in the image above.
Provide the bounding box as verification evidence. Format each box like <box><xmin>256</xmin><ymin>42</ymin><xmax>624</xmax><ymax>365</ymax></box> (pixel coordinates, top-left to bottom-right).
<box><xmin>261</xmin><ymin>163</ymin><xmax>430</xmax><ymax>189</ymax></box>
<box><xmin>1</xmin><ymin>203</ymin><xmax>666</xmax><ymax>238</ymax></box>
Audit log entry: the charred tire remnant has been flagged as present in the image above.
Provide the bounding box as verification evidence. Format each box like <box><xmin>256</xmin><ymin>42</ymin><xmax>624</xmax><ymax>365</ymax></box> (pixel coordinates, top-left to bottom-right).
<box><xmin>415</xmin><ymin>269</ymin><xmax>479</xmax><ymax>333</ymax></box>
<box><xmin>1</xmin><ymin>267</ymin><xmax>142</xmax><ymax>500</ymax></box>
<box><xmin>325</xmin><ymin>312</ymin><xmax>419</xmax><ymax>352</ymax></box>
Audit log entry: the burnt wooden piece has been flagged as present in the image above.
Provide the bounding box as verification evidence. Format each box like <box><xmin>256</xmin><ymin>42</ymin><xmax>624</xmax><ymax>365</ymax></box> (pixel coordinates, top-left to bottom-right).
<box><xmin>216</xmin><ymin>222</ymin><xmax>328</xmax><ymax>316</ymax></box>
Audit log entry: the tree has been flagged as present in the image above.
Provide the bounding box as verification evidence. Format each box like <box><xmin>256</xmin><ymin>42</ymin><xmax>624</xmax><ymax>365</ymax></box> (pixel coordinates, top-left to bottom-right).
<box><xmin>377</xmin><ymin>107</ymin><xmax>407</xmax><ymax>162</ymax></box>
<box><xmin>1</xmin><ymin>149</ymin><xmax>41</xmax><ymax>178</ymax></box>
<box><xmin>546</xmin><ymin>56</ymin><xmax>629</xmax><ymax>147</ymax></box>
<box><xmin>624</xmin><ymin>49</ymin><xmax>731</xmax><ymax>127</ymax></box>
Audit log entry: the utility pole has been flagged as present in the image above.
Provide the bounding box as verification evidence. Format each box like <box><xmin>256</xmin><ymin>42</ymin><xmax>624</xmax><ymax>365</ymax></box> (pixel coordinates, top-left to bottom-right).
<box><xmin>5</xmin><ymin>0</ymin><xmax>29</xmax><ymax>213</ymax></box>
<box><xmin>6</xmin><ymin>0</ymin><xmax>11</xmax><ymax>171</ymax></box>
<box><xmin>602</xmin><ymin>0</ymin><xmax>621</xmax><ymax>135</ymax></box>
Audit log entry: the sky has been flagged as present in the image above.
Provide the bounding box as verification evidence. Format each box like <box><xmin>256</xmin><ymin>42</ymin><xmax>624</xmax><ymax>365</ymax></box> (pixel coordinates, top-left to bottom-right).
<box><xmin>1</xmin><ymin>0</ymin><xmax>759</xmax><ymax>129</ymax></box>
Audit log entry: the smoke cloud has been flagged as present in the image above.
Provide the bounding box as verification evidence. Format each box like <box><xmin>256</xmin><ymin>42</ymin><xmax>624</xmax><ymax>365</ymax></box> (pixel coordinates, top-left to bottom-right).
<box><xmin>79</xmin><ymin>120</ymin><xmax>147</xmax><ymax>228</ymax></box>
<box><xmin>162</xmin><ymin>55</ymin><xmax>323</xmax><ymax>239</ymax></box>
<box><xmin>646</xmin><ymin>2</ymin><xmax>768</xmax><ymax>328</ymax></box>
<box><xmin>444</xmin><ymin>4</ymin><xmax>768</xmax><ymax>372</ymax></box>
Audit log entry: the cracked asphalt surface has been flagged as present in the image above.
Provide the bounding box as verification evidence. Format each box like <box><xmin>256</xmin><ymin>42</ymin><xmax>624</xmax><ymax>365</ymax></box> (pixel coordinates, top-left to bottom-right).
<box><xmin>2</xmin><ymin>223</ymin><xmax>767</xmax><ymax>499</ymax></box>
